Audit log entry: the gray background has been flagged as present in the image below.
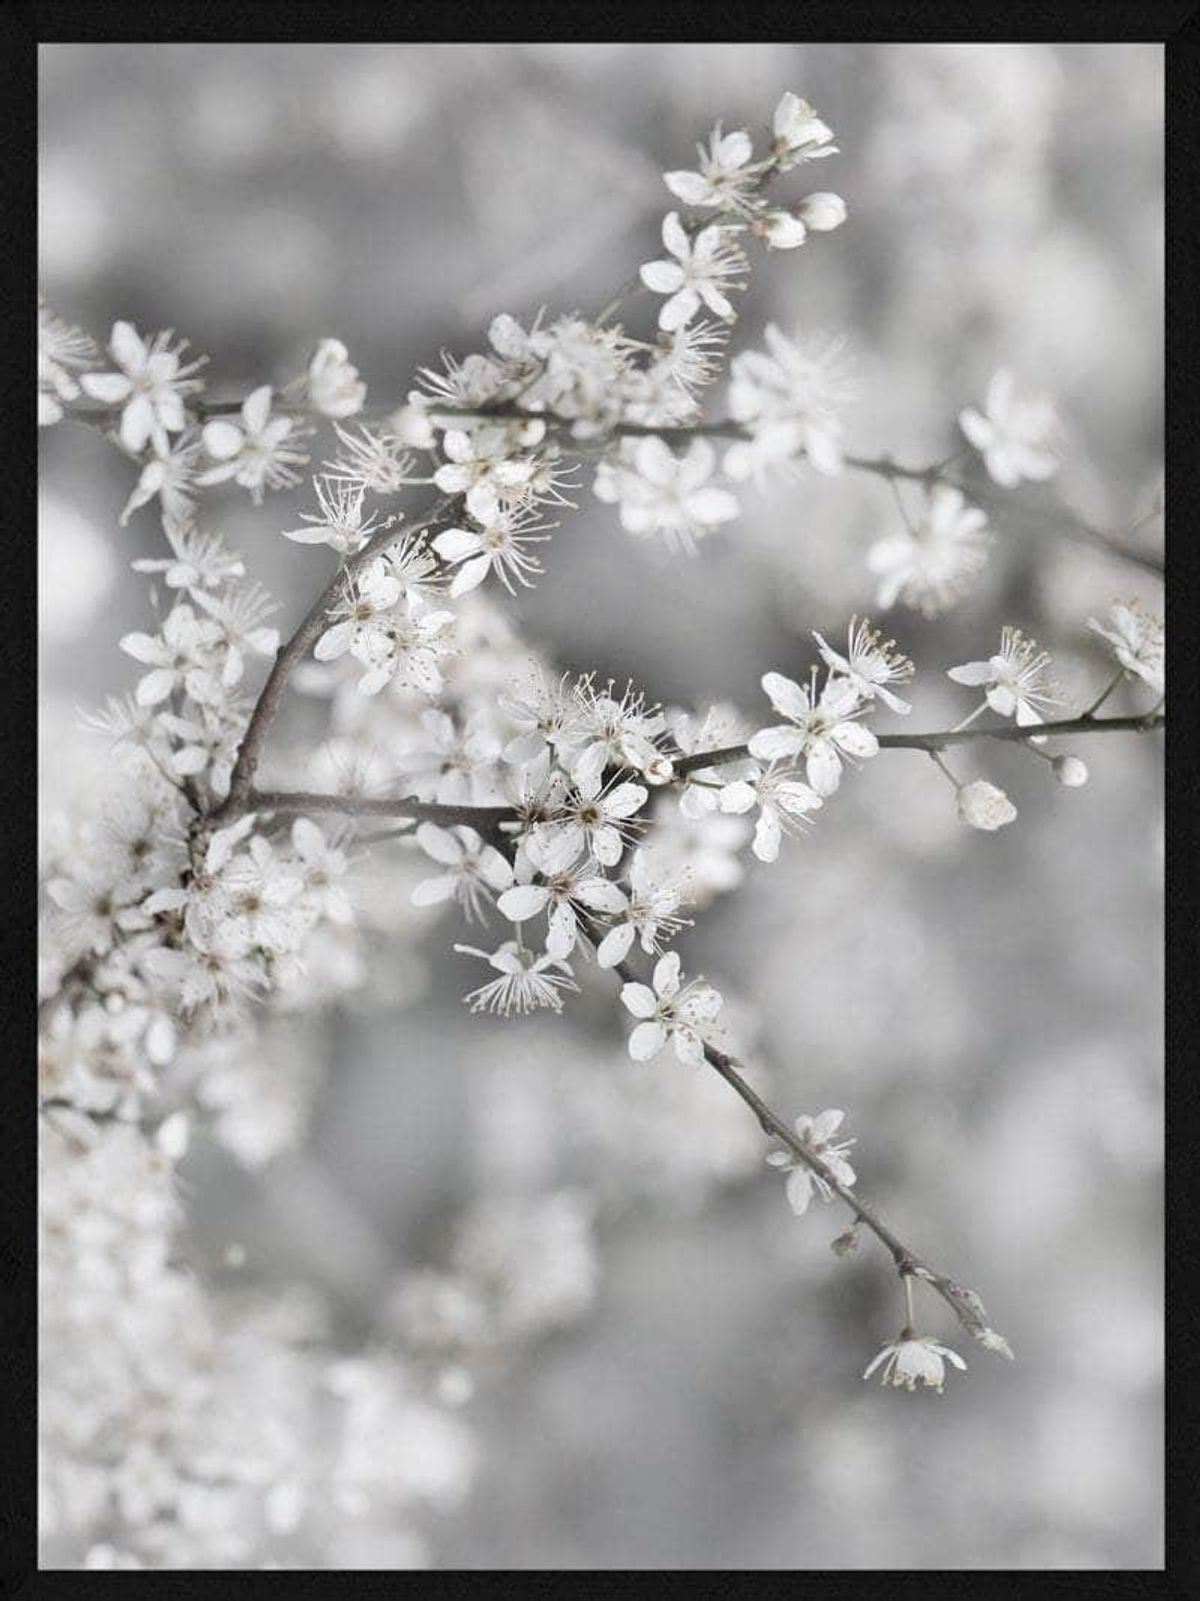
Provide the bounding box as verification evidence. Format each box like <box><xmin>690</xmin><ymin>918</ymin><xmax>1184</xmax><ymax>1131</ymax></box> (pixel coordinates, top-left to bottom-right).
<box><xmin>40</xmin><ymin>44</ymin><xmax>1163</xmax><ymax>1569</ymax></box>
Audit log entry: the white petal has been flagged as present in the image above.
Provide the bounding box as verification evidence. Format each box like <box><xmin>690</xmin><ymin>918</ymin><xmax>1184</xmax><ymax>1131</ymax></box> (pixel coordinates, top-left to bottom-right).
<box><xmin>629</xmin><ymin>1020</ymin><xmax>668</xmax><ymax>1061</ymax></box>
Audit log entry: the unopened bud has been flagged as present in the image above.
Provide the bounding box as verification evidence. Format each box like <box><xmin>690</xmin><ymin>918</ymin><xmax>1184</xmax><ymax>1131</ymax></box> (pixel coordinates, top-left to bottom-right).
<box><xmin>1052</xmin><ymin>754</ymin><xmax>1089</xmax><ymax>788</ymax></box>
<box><xmin>796</xmin><ymin>192</ymin><xmax>847</xmax><ymax>231</ymax></box>
<box><xmin>957</xmin><ymin>779</ymin><xmax>1017</xmax><ymax>832</ymax></box>
<box><xmin>831</xmin><ymin>1225</ymin><xmax>861</xmax><ymax>1258</ymax></box>
<box><xmin>643</xmin><ymin>754</ymin><xmax>676</xmax><ymax>786</ymax></box>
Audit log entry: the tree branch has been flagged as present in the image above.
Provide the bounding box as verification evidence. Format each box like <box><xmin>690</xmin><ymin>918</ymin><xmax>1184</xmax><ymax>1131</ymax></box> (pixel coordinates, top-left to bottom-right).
<box><xmin>672</xmin><ymin>710</ymin><xmax>1165</xmax><ymax>778</ymax></box>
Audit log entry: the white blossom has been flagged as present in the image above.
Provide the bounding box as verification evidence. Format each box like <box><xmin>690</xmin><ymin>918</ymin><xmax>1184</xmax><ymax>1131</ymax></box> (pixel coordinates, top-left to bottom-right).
<box><xmin>863</xmin><ymin>1333</ymin><xmax>967</xmax><ymax>1393</ymax></box>
<box><xmin>525</xmin><ymin>766</ymin><xmax>648</xmax><ymax>873</ymax></box>
<box><xmin>718</xmin><ymin>764</ymin><xmax>823</xmax><ymax>862</ymax></box>
<box><xmin>594</xmin><ymin>849</ymin><xmax>691</xmax><ymax>968</ymax></box>
<box><xmin>663</xmin><ymin>125</ymin><xmax>761</xmax><ymax>215</ymax></box>
<box><xmin>593</xmin><ymin>436</ymin><xmax>739</xmax><ymax>554</ymax></box>
<box><xmin>39</xmin><ymin>298</ymin><xmax>99</xmax><ymax>425</ymax></box>
<box><xmin>453</xmin><ymin>939</ymin><xmax>579</xmax><ymax>1016</ymax></box>
<box><xmin>813</xmin><ymin>615</ymin><xmax>913</xmax><ymax>714</ymax></box>
<box><xmin>282</xmin><ymin>475</ymin><xmax>383</xmax><ymax>556</ymax></box>
<box><xmin>130</xmin><ymin>524</ymin><xmax>245</xmax><ymax>595</ymax></box>
<box><xmin>324</xmin><ymin>422</ymin><xmax>416</xmax><ymax>495</ymax></box>
<box><xmin>80</xmin><ymin>321</ymin><xmax>205</xmax><ymax>453</ymax></box>
<box><xmin>959</xmin><ymin>369</ymin><xmax>1060</xmax><ymax>487</ymax></box>
<box><xmin>119</xmin><ymin>433</ymin><xmax>202</xmax><ymax>530</ymax></box>
<box><xmin>765</xmin><ymin>1108</ymin><xmax>856</xmax><ymax>1214</ymax></box>
<box><xmin>748</xmin><ymin>671</ymin><xmax>877</xmax><ymax>797</ymax></box>
<box><xmin>639</xmin><ymin>212</ymin><xmax>747</xmax><ymax>332</ymax></box>
<box><xmin>497</xmin><ymin>850</ymin><xmax>628</xmax><ymax>959</ymax></box>
<box><xmin>724</xmin><ymin>326</ymin><xmax>852</xmax><ymax>481</ymax></box>
<box><xmin>867</xmin><ymin>483</ymin><xmax>991</xmax><ymax>618</ymax></box>
<box><xmin>432</xmin><ymin>508</ymin><xmax>553</xmax><ymax>597</ymax></box>
<box><xmin>198</xmin><ymin>386</ymin><xmax>309</xmax><ymax>503</ymax></box>
<box><xmin>1088</xmin><ymin>601</ymin><xmax>1164</xmax><ymax>696</ymax></box>
<box><xmin>771</xmin><ymin>92</ymin><xmax>837</xmax><ymax>167</ymax></box>
<box><xmin>411</xmin><ymin>824</ymin><xmax>514</xmax><ymax>924</ymax></box>
<box><xmin>119</xmin><ymin>603</ymin><xmax>224</xmax><ymax>708</ymax></box>
<box><xmin>947</xmin><ymin>626</ymin><xmax>1059</xmax><ymax>727</ymax></box>
<box><xmin>307</xmin><ymin>337</ymin><xmax>366</xmax><ymax>419</ymax></box>
<box><xmin>619</xmin><ymin>950</ymin><xmax>723</xmax><ymax>1066</ymax></box>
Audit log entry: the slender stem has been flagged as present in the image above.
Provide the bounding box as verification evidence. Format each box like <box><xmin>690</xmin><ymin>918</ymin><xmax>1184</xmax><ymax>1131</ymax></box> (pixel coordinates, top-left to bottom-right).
<box><xmin>672</xmin><ymin>711</ymin><xmax>1164</xmax><ymax>777</ymax></box>
<box><xmin>1081</xmin><ymin>670</ymin><xmax>1125</xmax><ymax>719</ymax></box>
<box><xmin>927</xmin><ymin>749</ymin><xmax>961</xmax><ymax>789</ymax></box>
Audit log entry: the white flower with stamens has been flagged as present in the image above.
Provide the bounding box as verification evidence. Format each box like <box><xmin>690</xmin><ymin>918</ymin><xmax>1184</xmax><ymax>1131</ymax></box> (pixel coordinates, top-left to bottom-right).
<box><xmin>282</xmin><ymin>476</ymin><xmax>382</xmax><ymax>556</ymax></box>
<box><xmin>213</xmin><ymin>835</ymin><xmax>306</xmax><ymax>955</ymax></box>
<box><xmin>307</xmin><ymin>338</ymin><xmax>366</xmax><ymax>419</ymax></box>
<box><xmin>664</xmin><ymin>125</ymin><xmax>761</xmax><ymax>216</ymax></box>
<box><xmin>867</xmin><ymin>483</ymin><xmax>991</xmax><ymax>618</ymax></box>
<box><xmin>570</xmin><ymin>675</ymin><xmax>669</xmax><ymax>788</ymax></box>
<box><xmin>314</xmin><ymin>559</ymin><xmax>401</xmax><ymax>665</ymax></box>
<box><xmin>395</xmin><ymin>707</ymin><xmax>503</xmax><ymax>806</ymax></box>
<box><xmin>130</xmin><ymin>524</ymin><xmax>244</xmax><ymax>594</ymax></box>
<box><xmin>324</xmin><ymin>422</ymin><xmax>416</xmax><ymax>494</ymax></box>
<box><xmin>291</xmin><ymin>817</ymin><xmax>354</xmax><ymax>925</ymax></box>
<box><xmin>724</xmin><ymin>325</ymin><xmax>852</xmax><ymax>481</ymax></box>
<box><xmin>595</xmin><ymin>850</ymin><xmax>690</xmax><ymax>969</ymax></box>
<box><xmin>353</xmin><ymin>604</ymin><xmax>457</xmax><ymax>697</ymax></box>
<box><xmin>198</xmin><ymin>386</ymin><xmax>309</xmax><ymax>504</ymax></box>
<box><xmin>499</xmin><ymin>669</ymin><xmax>585</xmax><ymax>766</ymax></box>
<box><xmin>191</xmin><ymin>582</ymin><xmax>280</xmax><ymax>688</ymax></box>
<box><xmin>813</xmin><ymin>615</ymin><xmax>914</xmax><ymax>715</ymax></box>
<box><xmin>119</xmin><ymin>432</ymin><xmax>202</xmax><ymax>530</ymax></box>
<box><xmin>771</xmin><ymin>92</ymin><xmax>837</xmax><ymax>167</ymax></box>
<box><xmin>411</xmin><ymin>824</ymin><xmax>513</xmax><ymax>924</ymax></box>
<box><xmin>619</xmin><ymin>951</ymin><xmax>723</xmax><ymax>1066</ymax></box>
<box><xmin>748</xmin><ymin>672</ymin><xmax>877</xmax><ymax>797</ymax></box>
<box><xmin>497</xmin><ymin>851</ymin><xmax>628</xmax><ymax>959</ymax></box>
<box><xmin>718</xmin><ymin>764</ymin><xmax>823</xmax><ymax>862</ymax></box>
<box><xmin>639</xmin><ymin>212</ymin><xmax>748</xmax><ymax>332</ymax></box>
<box><xmin>863</xmin><ymin>1333</ymin><xmax>966</xmax><ymax>1393</ymax></box>
<box><xmin>119</xmin><ymin>603</ymin><xmax>223</xmax><ymax>707</ymax></box>
<box><xmin>433</xmin><ymin>509</ymin><xmax>553</xmax><ymax>597</ymax></box>
<box><xmin>38</xmin><ymin>297</ymin><xmax>99</xmax><ymax>425</ymax></box>
<box><xmin>956</xmin><ymin>779</ymin><xmax>1017</xmax><ymax>832</ymax></box>
<box><xmin>525</xmin><ymin>767</ymin><xmax>648</xmax><ymax>873</ymax></box>
<box><xmin>959</xmin><ymin>369</ymin><xmax>1060</xmax><ymax>487</ymax></box>
<box><xmin>947</xmin><ymin>626</ymin><xmax>1059</xmax><ymax>727</ymax></box>
<box><xmin>80</xmin><ymin>321</ymin><xmax>205</xmax><ymax>453</ymax></box>
<box><xmin>765</xmin><ymin>1108</ymin><xmax>856</xmax><ymax>1214</ymax></box>
<box><xmin>669</xmin><ymin>704</ymin><xmax>755</xmax><ymax>819</ymax></box>
<box><xmin>594</xmin><ymin>437</ymin><xmax>739</xmax><ymax>554</ymax></box>
<box><xmin>433</xmin><ymin>424</ymin><xmax>545</xmax><ymax>522</ymax></box>
<box><xmin>1088</xmin><ymin>601</ymin><xmax>1164</xmax><ymax>696</ymax></box>
<box><xmin>159</xmin><ymin>706</ymin><xmax>244</xmax><ymax>798</ymax></box>
<box><xmin>453</xmin><ymin>940</ymin><xmax>579</xmax><ymax>1017</ymax></box>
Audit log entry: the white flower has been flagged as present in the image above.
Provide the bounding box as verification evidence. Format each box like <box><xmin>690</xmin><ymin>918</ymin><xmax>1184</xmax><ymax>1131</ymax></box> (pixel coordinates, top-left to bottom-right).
<box><xmin>947</xmin><ymin>626</ymin><xmax>1059</xmax><ymax>727</ymax></box>
<box><xmin>619</xmin><ymin>950</ymin><xmax>722</xmax><ymax>1066</ymax></box>
<box><xmin>663</xmin><ymin>125</ymin><xmax>760</xmax><ymax>215</ymax></box>
<box><xmin>765</xmin><ymin>1108</ymin><xmax>856</xmax><ymax>1213</ymax></box>
<box><xmin>80</xmin><ymin>321</ymin><xmax>205</xmax><ymax>453</ymax></box>
<box><xmin>411</xmin><ymin>824</ymin><xmax>514</xmax><ymax>924</ymax></box>
<box><xmin>119</xmin><ymin>603</ymin><xmax>223</xmax><ymax>707</ymax></box>
<box><xmin>282</xmin><ymin>475</ymin><xmax>382</xmax><ymax>556</ymax></box>
<box><xmin>130</xmin><ymin>523</ymin><xmax>245</xmax><ymax>594</ymax></box>
<box><xmin>525</xmin><ymin>766</ymin><xmax>648</xmax><ymax>873</ymax></box>
<box><xmin>307</xmin><ymin>337</ymin><xmax>366</xmax><ymax>419</ymax></box>
<box><xmin>314</xmin><ymin>558</ymin><xmax>401</xmax><ymax>664</ymax></box>
<box><xmin>352</xmin><ymin>603</ymin><xmax>457</xmax><ymax>697</ymax></box>
<box><xmin>1088</xmin><ymin>601</ymin><xmax>1164</xmax><ymax>696</ymax></box>
<box><xmin>863</xmin><ymin>1333</ymin><xmax>967</xmax><ymax>1393</ymax></box>
<box><xmin>498</xmin><ymin>668</ymin><xmax>585</xmax><ymax>767</ymax></box>
<box><xmin>324</xmin><ymin>422</ymin><xmax>415</xmax><ymax>494</ymax></box>
<box><xmin>214</xmin><ymin>834</ymin><xmax>306</xmax><ymax>954</ymax></box>
<box><xmin>198</xmin><ymin>386</ymin><xmax>309</xmax><ymax>503</ymax></box>
<box><xmin>639</xmin><ymin>212</ymin><xmax>747</xmax><ymax>332</ymax></box>
<box><xmin>867</xmin><ymin>483</ymin><xmax>991</xmax><ymax>618</ymax></box>
<box><xmin>771</xmin><ymin>92</ymin><xmax>837</xmax><ymax>165</ymax></box>
<box><xmin>959</xmin><ymin>369</ymin><xmax>1059</xmax><ymax>487</ymax></box>
<box><xmin>569</xmin><ymin>675</ymin><xmax>669</xmax><ymax>788</ymax></box>
<box><xmin>432</xmin><ymin>508</ymin><xmax>553</xmax><ymax>597</ymax></box>
<box><xmin>38</xmin><ymin>297</ymin><xmax>99</xmax><ymax>425</ymax></box>
<box><xmin>291</xmin><ymin>816</ymin><xmax>354</xmax><ymax>924</ymax></box>
<box><xmin>724</xmin><ymin>326</ymin><xmax>852</xmax><ymax>482</ymax></box>
<box><xmin>956</xmin><ymin>779</ymin><xmax>1017</xmax><ymax>832</ymax></box>
<box><xmin>593</xmin><ymin>437</ymin><xmax>739</xmax><ymax>554</ymax></box>
<box><xmin>749</xmin><ymin>193</ymin><xmax>846</xmax><ymax>251</ymax></box>
<box><xmin>813</xmin><ymin>615</ymin><xmax>913</xmax><ymax>714</ymax></box>
<box><xmin>748</xmin><ymin>672</ymin><xmax>877</xmax><ymax>797</ymax></box>
<box><xmin>432</xmin><ymin>423</ymin><xmax>545</xmax><ymax>522</ymax></box>
<box><xmin>718</xmin><ymin>764</ymin><xmax>823</xmax><ymax>862</ymax></box>
<box><xmin>119</xmin><ymin>434</ymin><xmax>202</xmax><ymax>530</ymax></box>
<box><xmin>453</xmin><ymin>940</ymin><xmax>579</xmax><ymax>1016</ymax></box>
<box><xmin>497</xmin><ymin>852</ymin><xmax>628</xmax><ymax>959</ymax></box>
<box><xmin>594</xmin><ymin>849</ymin><xmax>690</xmax><ymax>968</ymax></box>
<box><xmin>191</xmin><ymin>582</ymin><xmax>280</xmax><ymax>688</ymax></box>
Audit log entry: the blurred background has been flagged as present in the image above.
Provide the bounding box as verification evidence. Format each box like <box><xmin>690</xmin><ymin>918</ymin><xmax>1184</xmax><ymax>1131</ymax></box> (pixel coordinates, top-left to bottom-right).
<box><xmin>39</xmin><ymin>43</ymin><xmax>1163</xmax><ymax>1569</ymax></box>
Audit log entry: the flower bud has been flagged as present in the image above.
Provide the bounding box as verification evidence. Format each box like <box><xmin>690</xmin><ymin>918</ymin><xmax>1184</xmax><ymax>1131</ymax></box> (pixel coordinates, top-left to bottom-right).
<box><xmin>307</xmin><ymin>338</ymin><xmax>366</xmax><ymax>419</ymax></box>
<box><xmin>753</xmin><ymin>210</ymin><xmax>808</xmax><ymax>249</ymax></box>
<box><xmin>957</xmin><ymin>779</ymin><xmax>1017</xmax><ymax>832</ymax></box>
<box><xmin>643</xmin><ymin>753</ymin><xmax>676</xmax><ymax>786</ymax></box>
<box><xmin>796</xmin><ymin>192</ymin><xmax>847</xmax><ymax>231</ymax></box>
<box><xmin>1052</xmin><ymin>754</ymin><xmax>1089</xmax><ymax>787</ymax></box>
<box><xmin>831</xmin><ymin>1225</ymin><xmax>861</xmax><ymax>1258</ymax></box>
